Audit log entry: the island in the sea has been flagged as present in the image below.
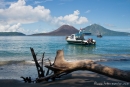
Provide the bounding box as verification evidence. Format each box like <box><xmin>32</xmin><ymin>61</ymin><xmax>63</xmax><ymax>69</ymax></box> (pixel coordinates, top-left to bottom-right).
<box><xmin>31</xmin><ymin>25</ymin><xmax>79</xmax><ymax>36</ymax></box>
<box><xmin>0</xmin><ymin>24</ymin><xmax>130</xmax><ymax>36</ymax></box>
<box><xmin>31</xmin><ymin>24</ymin><xmax>130</xmax><ymax>36</ymax></box>
<box><xmin>0</xmin><ymin>32</ymin><xmax>25</xmax><ymax>36</ymax></box>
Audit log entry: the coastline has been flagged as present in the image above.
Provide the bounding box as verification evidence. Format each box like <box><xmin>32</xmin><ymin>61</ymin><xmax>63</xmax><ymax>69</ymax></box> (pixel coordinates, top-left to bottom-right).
<box><xmin>0</xmin><ymin>71</ymin><xmax>130</xmax><ymax>87</ymax></box>
<box><xmin>0</xmin><ymin>36</ymin><xmax>130</xmax><ymax>87</ymax></box>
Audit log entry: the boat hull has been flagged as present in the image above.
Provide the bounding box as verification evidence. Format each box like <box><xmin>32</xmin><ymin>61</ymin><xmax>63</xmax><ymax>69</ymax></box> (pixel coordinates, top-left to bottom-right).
<box><xmin>66</xmin><ymin>40</ymin><xmax>96</xmax><ymax>45</ymax></box>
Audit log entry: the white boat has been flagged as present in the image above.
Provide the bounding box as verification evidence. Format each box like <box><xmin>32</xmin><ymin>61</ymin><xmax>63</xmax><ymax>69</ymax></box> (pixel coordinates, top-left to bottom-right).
<box><xmin>66</xmin><ymin>30</ymin><xmax>96</xmax><ymax>45</ymax></box>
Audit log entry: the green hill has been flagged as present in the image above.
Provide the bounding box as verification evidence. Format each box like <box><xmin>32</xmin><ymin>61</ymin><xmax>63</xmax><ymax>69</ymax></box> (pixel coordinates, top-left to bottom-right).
<box><xmin>0</xmin><ymin>32</ymin><xmax>26</xmax><ymax>36</ymax></box>
<box><xmin>83</xmin><ymin>24</ymin><xmax>130</xmax><ymax>36</ymax></box>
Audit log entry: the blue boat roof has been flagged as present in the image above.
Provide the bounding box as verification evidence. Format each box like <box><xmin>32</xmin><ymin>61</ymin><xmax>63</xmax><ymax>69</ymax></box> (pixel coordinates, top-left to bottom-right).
<box><xmin>75</xmin><ymin>32</ymin><xmax>91</xmax><ymax>36</ymax></box>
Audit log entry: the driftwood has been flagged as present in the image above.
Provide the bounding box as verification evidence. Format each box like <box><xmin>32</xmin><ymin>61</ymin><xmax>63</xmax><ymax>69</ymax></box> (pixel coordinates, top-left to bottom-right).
<box><xmin>30</xmin><ymin>48</ymin><xmax>45</xmax><ymax>78</ymax></box>
<box><xmin>36</xmin><ymin>50</ymin><xmax>130</xmax><ymax>83</ymax></box>
<box><xmin>20</xmin><ymin>76</ymin><xmax>33</xmax><ymax>83</ymax></box>
<box><xmin>21</xmin><ymin>48</ymin><xmax>46</xmax><ymax>83</ymax></box>
<box><xmin>25</xmin><ymin>48</ymin><xmax>130</xmax><ymax>83</ymax></box>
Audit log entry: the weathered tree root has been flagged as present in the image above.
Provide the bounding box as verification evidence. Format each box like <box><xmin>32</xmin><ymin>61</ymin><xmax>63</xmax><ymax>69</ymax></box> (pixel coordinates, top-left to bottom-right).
<box><xmin>36</xmin><ymin>50</ymin><xmax>130</xmax><ymax>82</ymax></box>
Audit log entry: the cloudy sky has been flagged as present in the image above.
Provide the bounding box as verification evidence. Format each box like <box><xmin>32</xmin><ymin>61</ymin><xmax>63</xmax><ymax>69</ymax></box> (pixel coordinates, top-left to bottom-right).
<box><xmin>0</xmin><ymin>0</ymin><xmax>130</xmax><ymax>35</ymax></box>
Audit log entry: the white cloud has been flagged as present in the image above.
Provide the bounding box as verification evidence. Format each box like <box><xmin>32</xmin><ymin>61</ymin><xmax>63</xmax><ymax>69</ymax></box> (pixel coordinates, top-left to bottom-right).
<box><xmin>43</xmin><ymin>0</ymin><xmax>53</xmax><ymax>2</ymax></box>
<box><xmin>34</xmin><ymin>0</ymin><xmax>53</xmax><ymax>4</ymax></box>
<box><xmin>0</xmin><ymin>0</ymin><xmax>13</xmax><ymax>8</ymax></box>
<box><xmin>60</xmin><ymin>0</ymin><xmax>73</xmax><ymax>1</ymax></box>
<box><xmin>0</xmin><ymin>23</ymin><xmax>24</xmax><ymax>32</ymax></box>
<box><xmin>52</xmin><ymin>10</ymin><xmax>88</xmax><ymax>26</ymax></box>
<box><xmin>0</xmin><ymin>0</ymin><xmax>88</xmax><ymax>34</ymax></box>
<box><xmin>85</xmin><ymin>10</ymin><xmax>90</xmax><ymax>13</ymax></box>
<box><xmin>34</xmin><ymin>1</ymin><xmax>42</xmax><ymax>4</ymax></box>
<box><xmin>0</xmin><ymin>0</ymin><xmax>51</xmax><ymax>24</ymax></box>
<box><xmin>0</xmin><ymin>23</ymin><xmax>42</xmax><ymax>35</ymax></box>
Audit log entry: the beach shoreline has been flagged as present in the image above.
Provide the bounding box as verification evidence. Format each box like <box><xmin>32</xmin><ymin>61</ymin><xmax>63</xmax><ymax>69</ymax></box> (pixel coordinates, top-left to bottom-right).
<box><xmin>0</xmin><ymin>71</ymin><xmax>130</xmax><ymax>87</ymax></box>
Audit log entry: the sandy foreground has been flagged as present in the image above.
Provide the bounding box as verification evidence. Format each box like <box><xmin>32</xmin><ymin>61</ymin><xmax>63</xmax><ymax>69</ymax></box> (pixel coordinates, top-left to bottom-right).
<box><xmin>0</xmin><ymin>71</ymin><xmax>130</xmax><ymax>87</ymax></box>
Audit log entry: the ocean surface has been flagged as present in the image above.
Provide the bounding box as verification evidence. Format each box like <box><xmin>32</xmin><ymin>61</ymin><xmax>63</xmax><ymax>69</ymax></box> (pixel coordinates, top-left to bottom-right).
<box><xmin>0</xmin><ymin>36</ymin><xmax>130</xmax><ymax>80</ymax></box>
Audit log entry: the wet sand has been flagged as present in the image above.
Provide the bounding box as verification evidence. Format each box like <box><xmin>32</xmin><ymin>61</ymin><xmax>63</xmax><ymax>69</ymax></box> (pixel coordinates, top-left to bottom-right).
<box><xmin>0</xmin><ymin>71</ymin><xmax>129</xmax><ymax>87</ymax></box>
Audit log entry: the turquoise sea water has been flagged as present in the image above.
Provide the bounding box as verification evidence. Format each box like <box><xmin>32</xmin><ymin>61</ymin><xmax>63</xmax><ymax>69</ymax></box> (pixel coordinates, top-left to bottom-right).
<box><xmin>0</xmin><ymin>36</ymin><xmax>130</xmax><ymax>80</ymax></box>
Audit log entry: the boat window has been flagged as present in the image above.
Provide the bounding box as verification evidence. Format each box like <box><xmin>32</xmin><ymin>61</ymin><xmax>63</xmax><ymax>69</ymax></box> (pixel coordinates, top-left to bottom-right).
<box><xmin>71</xmin><ymin>35</ymin><xmax>74</xmax><ymax>39</ymax></box>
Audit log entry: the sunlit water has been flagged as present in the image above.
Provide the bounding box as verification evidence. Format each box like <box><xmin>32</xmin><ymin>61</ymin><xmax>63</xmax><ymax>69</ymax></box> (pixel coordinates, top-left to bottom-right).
<box><xmin>0</xmin><ymin>36</ymin><xmax>130</xmax><ymax>80</ymax></box>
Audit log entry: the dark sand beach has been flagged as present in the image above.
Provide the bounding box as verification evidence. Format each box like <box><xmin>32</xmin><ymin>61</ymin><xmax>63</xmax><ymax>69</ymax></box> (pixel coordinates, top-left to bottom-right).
<box><xmin>0</xmin><ymin>71</ymin><xmax>130</xmax><ymax>87</ymax></box>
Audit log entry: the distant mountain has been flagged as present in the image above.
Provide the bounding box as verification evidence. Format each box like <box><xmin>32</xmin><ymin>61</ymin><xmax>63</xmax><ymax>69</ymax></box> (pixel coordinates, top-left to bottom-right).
<box><xmin>0</xmin><ymin>32</ymin><xmax>26</xmax><ymax>36</ymax></box>
<box><xmin>31</xmin><ymin>24</ymin><xmax>130</xmax><ymax>36</ymax></box>
<box><xmin>83</xmin><ymin>24</ymin><xmax>130</xmax><ymax>36</ymax></box>
<box><xmin>31</xmin><ymin>25</ymin><xmax>79</xmax><ymax>36</ymax></box>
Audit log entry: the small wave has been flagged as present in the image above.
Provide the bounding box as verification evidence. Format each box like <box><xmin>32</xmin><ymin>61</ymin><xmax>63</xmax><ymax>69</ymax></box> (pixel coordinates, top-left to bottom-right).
<box><xmin>0</xmin><ymin>57</ymin><xmax>130</xmax><ymax>66</ymax></box>
<box><xmin>0</xmin><ymin>59</ymin><xmax>54</xmax><ymax>66</ymax></box>
<box><xmin>109</xmin><ymin>58</ymin><xmax>130</xmax><ymax>61</ymax></box>
<box><xmin>0</xmin><ymin>60</ymin><xmax>26</xmax><ymax>66</ymax></box>
<box><xmin>95</xmin><ymin>58</ymin><xmax>130</xmax><ymax>62</ymax></box>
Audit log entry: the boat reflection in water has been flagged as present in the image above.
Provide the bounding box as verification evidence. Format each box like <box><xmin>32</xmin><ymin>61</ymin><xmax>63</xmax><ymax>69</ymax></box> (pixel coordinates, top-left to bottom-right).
<box><xmin>65</xmin><ymin>44</ymin><xmax>96</xmax><ymax>55</ymax></box>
